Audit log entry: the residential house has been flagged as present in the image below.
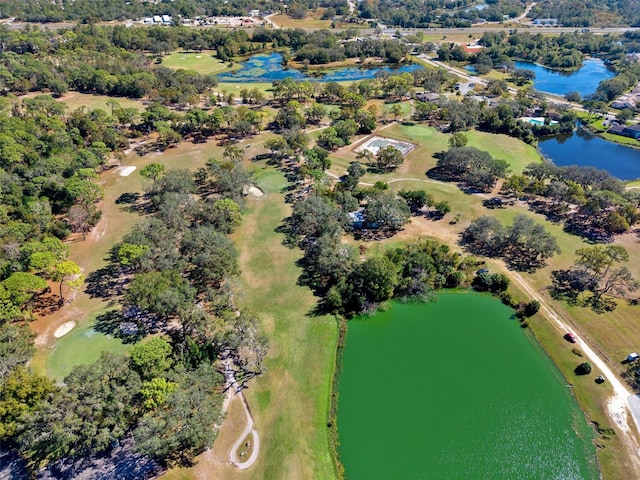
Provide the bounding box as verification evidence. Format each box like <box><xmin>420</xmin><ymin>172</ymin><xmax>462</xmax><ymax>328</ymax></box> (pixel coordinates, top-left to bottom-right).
<box><xmin>608</xmin><ymin>124</ymin><xmax>640</xmax><ymax>139</ymax></box>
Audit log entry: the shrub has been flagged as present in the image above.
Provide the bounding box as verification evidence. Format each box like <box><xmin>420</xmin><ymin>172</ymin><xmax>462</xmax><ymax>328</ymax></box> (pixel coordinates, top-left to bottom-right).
<box><xmin>574</xmin><ymin>362</ymin><xmax>592</xmax><ymax>375</ymax></box>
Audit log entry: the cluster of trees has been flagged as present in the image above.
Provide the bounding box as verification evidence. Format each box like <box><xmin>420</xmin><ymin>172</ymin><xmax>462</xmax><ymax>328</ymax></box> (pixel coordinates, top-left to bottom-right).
<box><xmin>0</xmin><ymin>157</ymin><xmax>265</xmax><ymax>473</ymax></box>
<box><xmin>0</xmin><ymin>0</ymin><xmax>279</xmax><ymax>22</ymax></box>
<box><xmin>358</xmin><ymin>0</ymin><xmax>525</xmax><ymax>28</ymax></box>
<box><xmin>461</xmin><ymin>214</ymin><xmax>560</xmax><ymax>271</ymax></box>
<box><xmin>551</xmin><ymin>245</ymin><xmax>638</xmax><ymax>312</ymax></box>
<box><xmin>2</xmin><ymin>340</ymin><xmax>225</xmax><ymax>473</ymax></box>
<box><xmin>431</xmin><ymin>146</ymin><xmax>510</xmax><ymax>192</ymax></box>
<box><xmin>528</xmin><ymin>0</ymin><xmax>640</xmax><ymax>28</ymax></box>
<box><xmin>503</xmin><ymin>161</ymin><xmax>640</xmax><ymax>241</ymax></box>
<box><xmin>0</xmin><ymin>25</ymin><xmax>218</xmax><ymax>104</ymax></box>
<box><xmin>471</xmin><ymin>31</ymin><xmax>634</xmax><ymax>71</ymax></box>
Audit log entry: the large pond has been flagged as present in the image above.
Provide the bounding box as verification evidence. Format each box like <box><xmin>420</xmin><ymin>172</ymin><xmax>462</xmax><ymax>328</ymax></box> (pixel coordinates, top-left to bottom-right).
<box><xmin>514</xmin><ymin>58</ymin><xmax>614</xmax><ymax>97</ymax></box>
<box><xmin>216</xmin><ymin>53</ymin><xmax>424</xmax><ymax>83</ymax></box>
<box><xmin>539</xmin><ymin>125</ymin><xmax>640</xmax><ymax>180</ymax></box>
<box><xmin>337</xmin><ymin>294</ymin><xmax>599</xmax><ymax>480</ymax></box>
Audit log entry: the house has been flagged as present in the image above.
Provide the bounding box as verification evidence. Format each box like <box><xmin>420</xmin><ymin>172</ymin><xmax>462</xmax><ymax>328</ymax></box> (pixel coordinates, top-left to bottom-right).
<box><xmin>249</xmin><ymin>9</ymin><xmax>260</xmax><ymax>17</ymax></box>
<box><xmin>532</xmin><ymin>18</ymin><xmax>558</xmax><ymax>26</ymax></box>
<box><xmin>153</xmin><ymin>15</ymin><xmax>163</xmax><ymax>24</ymax></box>
<box><xmin>142</xmin><ymin>17</ymin><xmax>154</xmax><ymax>24</ymax></box>
<box><xmin>162</xmin><ymin>15</ymin><xmax>172</xmax><ymax>24</ymax></box>
<box><xmin>348</xmin><ymin>210</ymin><xmax>379</xmax><ymax>229</ymax></box>
<box><xmin>608</xmin><ymin>124</ymin><xmax>640</xmax><ymax>139</ymax></box>
<box><xmin>414</xmin><ymin>92</ymin><xmax>440</xmax><ymax>102</ymax></box>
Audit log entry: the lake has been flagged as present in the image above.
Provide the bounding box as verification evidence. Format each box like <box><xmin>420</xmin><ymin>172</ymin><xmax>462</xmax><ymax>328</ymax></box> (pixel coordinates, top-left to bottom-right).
<box><xmin>337</xmin><ymin>294</ymin><xmax>599</xmax><ymax>480</ymax></box>
<box><xmin>514</xmin><ymin>58</ymin><xmax>614</xmax><ymax>97</ymax></box>
<box><xmin>539</xmin><ymin>125</ymin><xmax>640</xmax><ymax>180</ymax></box>
<box><xmin>216</xmin><ymin>53</ymin><xmax>424</xmax><ymax>83</ymax></box>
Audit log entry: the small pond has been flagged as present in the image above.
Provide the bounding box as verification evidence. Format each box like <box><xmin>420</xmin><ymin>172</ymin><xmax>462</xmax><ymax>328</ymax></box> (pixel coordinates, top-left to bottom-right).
<box><xmin>216</xmin><ymin>52</ymin><xmax>424</xmax><ymax>83</ymax></box>
<box><xmin>539</xmin><ymin>125</ymin><xmax>640</xmax><ymax>180</ymax></box>
<box><xmin>337</xmin><ymin>294</ymin><xmax>599</xmax><ymax>480</ymax></box>
<box><xmin>514</xmin><ymin>58</ymin><xmax>614</xmax><ymax>97</ymax></box>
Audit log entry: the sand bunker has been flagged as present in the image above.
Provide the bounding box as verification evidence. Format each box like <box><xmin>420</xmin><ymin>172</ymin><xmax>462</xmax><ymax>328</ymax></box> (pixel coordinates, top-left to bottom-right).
<box><xmin>243</xmin><ymin>185</ymin><xmax>264</xmax><ymax>198</ymax></box>
<box><xmin>196</xmin><ymin>55</ymin><xmax>202</xmax><ymax>58</ymax></box>
<box><xmin>120</xmin><ymin>166</ymin><xmax>137</xmax><ymax>176</ymax></box>
<box><xmin>54</xmin><ymin>321</ymin><xmax>76</xmax><ymax>338</ymax></box>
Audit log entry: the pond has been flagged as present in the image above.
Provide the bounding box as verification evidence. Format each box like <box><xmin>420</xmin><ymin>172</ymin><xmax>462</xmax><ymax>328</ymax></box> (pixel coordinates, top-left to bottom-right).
<box><xmin>539</xmin><ymin>125</ymin><xmax>640</xmax><ymax>180</ymax></box>
<box><xmin>216</xmin><ymin>53</ymin><xmax>424</xmax><ymax>83</ymax></box>
<box><xmin>514</xmin><ymin>58</ymin><xmax>614</xmax><ymax>97</ymax></box>
<box><xmin>337</xmin><ymin>294</ymin><xmax>599</xmax><ymax>480</ymax></box>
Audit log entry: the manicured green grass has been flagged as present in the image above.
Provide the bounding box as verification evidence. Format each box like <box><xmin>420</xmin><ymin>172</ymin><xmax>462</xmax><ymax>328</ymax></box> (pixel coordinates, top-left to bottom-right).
<box><xmin>162</xmin><ymin>50</ymin><xmax>231</xmax><ymax>75</ymax></box>
<box><xmin>46</xmin><ymin>91</ymin><xmax>145</xmax><ymax>112</ymax></box>
<box><xmin>209</xmin><ymin>164</ymin><xmax>338</xmax><ymax>480</ymax></box>
<box><xmin>46</xmin><ymin>309</ymin><xmax>132</xmax><ymax>381</ymax></box>
<box><xmin>329</xmin><ymin>123</ymin><xmax>541</xmax><ymax>183</ymax></box>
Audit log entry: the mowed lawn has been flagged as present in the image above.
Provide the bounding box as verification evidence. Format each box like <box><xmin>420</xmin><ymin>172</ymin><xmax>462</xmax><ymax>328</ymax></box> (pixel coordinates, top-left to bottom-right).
<box><xmin>328</xmin><ymin>122</ymin><xmax>542</xmax><ymax>184</ymax></box>
<box><xmin>164</xmin><ymin>167</ymin><xmax>339</xmax><ymax>480</ymax></box>
<box><xmin>23</xmin><ymin>91</ymin><xmax>145</xmax><ymax>113</ymax></box>
<box><xmin>162</xmin><ymin>50</ymin><xmax>231</xmax><ymax>75</ymax></box>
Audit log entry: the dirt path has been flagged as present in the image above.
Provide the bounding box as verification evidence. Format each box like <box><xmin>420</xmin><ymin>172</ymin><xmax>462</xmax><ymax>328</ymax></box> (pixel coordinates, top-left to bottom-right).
<box><xmin>220</xmin><ymin>355</ymin><xmax>260</xmax><ymax>470</ymax></box>
<box><xmin>509</xmin><ymin>270</ymin><xmax>640</xmax><ymax>472</ymax></box>
<box><xmin>228</xmin><ymin>392</ymin><xmax>260</xmax><ymax>469</ymax></box>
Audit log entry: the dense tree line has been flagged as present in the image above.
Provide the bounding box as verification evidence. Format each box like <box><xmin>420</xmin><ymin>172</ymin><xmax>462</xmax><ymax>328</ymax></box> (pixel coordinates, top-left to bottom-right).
<box><xmin>0</xmin><ymin>0</ymin><xmax>279</xmax><ymax>23</ymax></box>
<box><xmin>462</xmin><ymin>214</ymin><xmax>560</xmax><ymax>271</ymax></box>
<box><xmin>528</xmin><ymin>0</ymin><xmax>640</xmax><ymax>28</ymax></box>
<box><xmin>358</xmin><ymin>0</ymin><xmax>526</xmax><ymax>28</ymax></box>
<box><xmin>501</xmin><ymin>160</ymin><xmax>640</xmax><ymax>241</ymax></box>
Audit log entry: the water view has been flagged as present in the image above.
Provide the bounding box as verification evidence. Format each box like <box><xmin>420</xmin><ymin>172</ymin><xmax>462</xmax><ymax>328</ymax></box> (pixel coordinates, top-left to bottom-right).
<box><xmin>337</xmin><ymin>294</ymin><xmax>598</xmax><ymax>480</ymax></box>
<box><xmin>217</xmin><ymin>53</ymin><xmax>424</xmax><ymax>83</ymax></box>
<box><xmin>514</xmin><ymin>58</ymin><xmax>614</xmax><ymax>97</ymax></box>
<box><xmin>539</xmin><ymin>126</ymin><xmax>640</xmax><ymax>180</ymax></box>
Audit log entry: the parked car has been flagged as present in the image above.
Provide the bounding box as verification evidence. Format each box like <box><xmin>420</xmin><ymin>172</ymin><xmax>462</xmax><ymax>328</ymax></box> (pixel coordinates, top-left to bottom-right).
<box><xmin>564</xmin><ymin>333</ymin><xmax>577</xmax><ymax>343</ymax></box>
<box><xmin>627</xmin><ymin>352</ymin><xmax>639</xmax><ymax>362</ymax></box>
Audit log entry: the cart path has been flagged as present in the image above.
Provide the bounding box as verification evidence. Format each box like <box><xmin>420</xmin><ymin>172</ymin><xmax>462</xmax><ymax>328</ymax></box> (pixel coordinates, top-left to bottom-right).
<box><xmin>228</xmin><ymin>392</ymin><xmax>260</xmax><ymax>469</ymax></box>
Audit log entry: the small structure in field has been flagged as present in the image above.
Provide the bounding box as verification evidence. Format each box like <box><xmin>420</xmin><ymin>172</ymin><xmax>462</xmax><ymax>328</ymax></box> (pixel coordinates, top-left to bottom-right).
<box><xmin>354</xmin><ymin>135</ymin><xmax>415</xmax><ymax>157</ymax></box>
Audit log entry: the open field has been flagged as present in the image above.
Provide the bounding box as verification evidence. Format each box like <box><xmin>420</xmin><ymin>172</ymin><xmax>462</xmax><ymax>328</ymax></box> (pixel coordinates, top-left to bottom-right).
<box><xmin>329</xmin><ymin>123</ymin><xmax>541</xmax><ymax>183</ymax></box>
<box><xmin>164</xmin><ymin>166</ymin><xmax>339</xmax><ymax>479</ymax></box>
<box><xmin>23</xmin><ymin>91</ymin><xmax>146</xmax><ymax>112</ymax></box>
<box><xmin>269</xmin><ymin>13</ymin><xmax>332</xmax><ymax>29</ymax></box>
<box><xmin>162</xmin><ymin>50</ymin><xmax>231</xmax><ymax>75</ymax></box>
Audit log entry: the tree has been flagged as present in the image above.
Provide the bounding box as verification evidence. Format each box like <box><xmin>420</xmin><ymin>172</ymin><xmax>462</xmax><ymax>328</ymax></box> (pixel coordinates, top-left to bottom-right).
<box><xmin>133</xmin><ymin>364</ymin><xmax>224</xmax><ymax>466</ymax></box>
<box><xmin>140</xmin><ymin>163</ymin><xmax>166</xmax><ymax>181</ymax></box>
<box><xmin>363</xmin><ymin>192</ymin><xmax>411</xmax><ymax>231</ymax></box>
<box><xmin>140</xmin><ymin>377</ymin><xmax>177</xmax><ymax>411</ymax></box>
<box><xmin>350</xmin><ymin>255</ymin><xmax>398</xmax><ymax>307</ymax></box>
<box><xmin>66</xmin><ymin>204</ymin><xmax>92</xmax><ymax>240</ymax></box>
<box><xmin>448</xmin><ymin>132</ymin><xmax>468</xmax><ymax>149</ymax></box>
<box><xmin>113</xmin><ymin>243</ymin><xmax>150</xmax><ymax>270</ymax></box>
<box><xmin>2</xmin><ymin>273</ymin><xmax>48</xmax><ymax>308</ymax></box>
<box><xmin>553</xmin><ymin>245</ymin><xmax>638</xmax><ymax>311</ymax></box>
<box><xmin>50</xmin><ymin>260</ymin><xmax>83</xmax><ymax>303</ymax></box>
<box><xmin>223</xmin><ymin>144</ymin><xmax>244</xmax><ymax>163</ymax></box>
<box><xmin>389</xmin><ymin>103</ymin><xmax>403</xmax><ymax>121</ymax></box>
<box><xmin>375</xmin><ymin>145</ymin><xmax>404</xmax><ymax>172</ymax></box>
<box><xmin>130</xmin><ymin>337</ymin><xmax>173</xmax><ymax>380</ymax></box>
<box><xmin>126</xmin><ymin>270</ymin><xmax>196</xmax><ymax>319</ymax></box>
<box><xmin>398</xmin><ymin>189</ymin><xmax>432</xmax><ymax>214</ymax></box>
<box><xmin>0</xmin><ymin>323</ymin><xmax>36</xmax><ymax>380</ymax></box>
<box><xmin>0</xmin><ymin>367</ymin><xmax>56</xmax><ymax>440</ymax></box>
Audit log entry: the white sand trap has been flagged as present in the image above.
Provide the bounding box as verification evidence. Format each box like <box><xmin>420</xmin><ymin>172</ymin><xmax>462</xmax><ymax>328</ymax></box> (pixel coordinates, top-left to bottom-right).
<box><xmin>54</xmin><ymin>321</ymin><xmax>76</xmax><ymax>338</ymax></box>
<box><xmin>180</xmin><ymin>57</ymin><xmax>186</xmax><ymax>59</ymax></box>
<box><xmin>196</xmin><ymin>55</ymin><xmax>202</xmax><ymax>58</ymax></box>
<box><xmin>246</xmin><ymin>186</ymin><xmax>264</xmax><ymax>198</ymax></box>
<box><xmin>120</xmin><ymin>166</ymin><xmax>137</xmax><ymax>176</ymax></box>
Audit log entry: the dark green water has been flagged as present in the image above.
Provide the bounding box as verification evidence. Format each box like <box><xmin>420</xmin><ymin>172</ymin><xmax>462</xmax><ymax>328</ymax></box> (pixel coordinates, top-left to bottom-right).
<box><xmin>337</xmin><ymin>293</ymin><xmax>599</xmax><ymax>480</ymax></box>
